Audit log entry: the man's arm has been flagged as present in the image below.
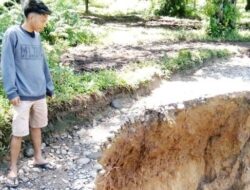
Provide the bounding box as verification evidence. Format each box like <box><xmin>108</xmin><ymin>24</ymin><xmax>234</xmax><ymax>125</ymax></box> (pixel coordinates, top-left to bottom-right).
<box><xmin>43</xmin><ymin>52</ymin><xmax>54</xmax><ymax>97</ymax></box>
<box><xmin>1</xmin><ymin>29</ymin><xmax>20</xmax><ymax>105</ymax></box>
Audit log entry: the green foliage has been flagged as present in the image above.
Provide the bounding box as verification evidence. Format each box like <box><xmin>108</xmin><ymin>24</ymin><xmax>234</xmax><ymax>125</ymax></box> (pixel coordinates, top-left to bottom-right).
<box><xmin>205</xmin><ymin>0</ymin><xmax>240</xmax><ymax>38</ymax></box>
<box><xmin>153</xmin><ymin>0</ymin><xmax>199</xmax><ymax>19</ymax></box>
<box><xmin>0</xmin><ymin>2</ymin><xmax>23</xmax><ymax>53</ymax></box>
<box><xmin>0</xmin><ymin>91</ymin><xmax>12</xmax><ymax>157</ymax></box>
<box><xmin>246</xmin><ymin>0</ymin><xmax>250</xmax><ymax>11</ymax></box>
<box><xmin>41</xmin><ymin>0</ymin><xmax>97</xmax><ymax>46</ymax></box>
<box><xmin>52</xmin><ymin>67</ymin><xmax>125</xmax><ymax>101</ymax></box>
<box><xmin>155</xmin><ymin>0</ymin><xmax>187</xmax><ymax>17</ymax></box>
<box><xmin>162</xmin><ymin>49</ymin><xmax>231</xmax><ymax>72</ymax></box>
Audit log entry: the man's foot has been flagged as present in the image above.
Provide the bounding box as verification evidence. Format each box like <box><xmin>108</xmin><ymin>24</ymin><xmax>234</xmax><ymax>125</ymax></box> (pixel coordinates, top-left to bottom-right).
<box><xmin>5</xmin><ymin>169</ymin><xmax>19</xmax><ymax>188</ymax></box>
<box><xmin>33</xmin><ymin>158</ymin><xmax>56</xmax><ymax>170</ymax></box>
<box><xmin>33</xmin><ymin>162</ymin><xmax>56</xmax><ymax>170</ymax></box>
<box><xmin>5</xmin><ymin>176</ymin><xmax>19</xmax><ymax>188</ymax></box>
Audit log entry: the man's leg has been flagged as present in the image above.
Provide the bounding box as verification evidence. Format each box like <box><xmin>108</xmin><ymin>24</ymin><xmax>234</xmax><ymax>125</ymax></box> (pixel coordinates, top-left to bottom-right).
<box><xmin>30</xmin><ymin>128</ymin><xmax>46</xmax><ymax>164</ymax></box>
<box><xmin>30</xmin><ymin>99</ymin><xmax>48</xmax><ymax>165</ymax></box>
<box><xmin>8</xmin><ymin>136</ymin><xmax>22</xmax><ymax>178</ymax></box>
<box><xmin>8</xmin><ymin>101</ymin><xmax>31</xmax><ymax>178</ymax></box>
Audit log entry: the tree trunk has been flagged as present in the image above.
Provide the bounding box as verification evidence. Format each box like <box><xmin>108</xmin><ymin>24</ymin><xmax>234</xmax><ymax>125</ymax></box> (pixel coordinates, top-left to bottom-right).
<box><xmin>246</xmin><ymin>0</ymin><xmax>250</xmax><ymax>11</ymax></box>
<box><xmin>85</xmin><ymin>0</ymin><xmax>89</xmax><ymax>13</ymax></box>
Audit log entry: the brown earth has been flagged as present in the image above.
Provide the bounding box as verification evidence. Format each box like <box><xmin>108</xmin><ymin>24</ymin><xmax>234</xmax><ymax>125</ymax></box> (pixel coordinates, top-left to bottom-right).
<box><xmin>96</xmin><ymin>92</ymin><xmax>250</xmax><ymax>190</ymax></box>
<box><xmin>61</xmin><ymin>42</ymin><xmax>249</xmax><ymax>72</ymax></box>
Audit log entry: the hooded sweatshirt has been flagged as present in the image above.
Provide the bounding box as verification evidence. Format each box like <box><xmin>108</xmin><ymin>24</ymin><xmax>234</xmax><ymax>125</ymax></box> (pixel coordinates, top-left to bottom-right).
<box><xmin>1</xmin><ymin>25</ymin><xmax>54</xmax><ymax>101</ymax></box>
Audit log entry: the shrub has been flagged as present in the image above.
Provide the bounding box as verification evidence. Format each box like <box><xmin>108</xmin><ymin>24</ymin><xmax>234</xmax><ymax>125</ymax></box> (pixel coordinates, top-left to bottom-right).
<box><xmin>162</xmin><ymin>49</ymin><xmax>230</xmax><ymax>72</ymax></box>
<box><xmin>41</xmin><ymin>0</ymin><xmax>97</xmax><ymax>46</ymax></box>
<box><xmin>205</xmin><ymin>0</ymin><xmax>240</xmax><ymax>38</ymax></box>
<box><xmin>153</xmin><ymin>0</ymin><xmax>200</xmax><ymax>19</ymax></box>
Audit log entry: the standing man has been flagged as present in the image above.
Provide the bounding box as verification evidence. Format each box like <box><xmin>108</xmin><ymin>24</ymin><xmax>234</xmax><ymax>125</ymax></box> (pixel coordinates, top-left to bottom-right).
<box><xmin>1</xmin><ymin>0</ymin><xmax>54</xmax><ymax>187</ymax></box>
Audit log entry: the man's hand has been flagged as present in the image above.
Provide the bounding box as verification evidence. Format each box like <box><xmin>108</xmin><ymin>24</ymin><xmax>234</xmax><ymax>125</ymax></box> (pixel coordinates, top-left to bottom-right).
<box><xmin>47</xmin><ymin>94</ymin><xmax>56</xmax><ymax>101</ymax></box>
<box><xmin>10</xmin><ymin>97</ymin><xmax>21</xmax><ymax>106</ymax></box>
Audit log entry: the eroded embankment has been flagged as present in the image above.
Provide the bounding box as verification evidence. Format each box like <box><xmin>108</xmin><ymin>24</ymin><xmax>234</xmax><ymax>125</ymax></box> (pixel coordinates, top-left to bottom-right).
<box><xmin>96</xmin><ymin>92</ymin><xmax>250</xmax><ymax>190</ymax></box>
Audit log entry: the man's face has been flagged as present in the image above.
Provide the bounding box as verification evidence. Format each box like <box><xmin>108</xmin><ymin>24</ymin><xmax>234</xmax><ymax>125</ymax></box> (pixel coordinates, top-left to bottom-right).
<box><xmin>30</xmin><ymin>13</ymin><xmax>48</xmax><ymax>32</ymax></box>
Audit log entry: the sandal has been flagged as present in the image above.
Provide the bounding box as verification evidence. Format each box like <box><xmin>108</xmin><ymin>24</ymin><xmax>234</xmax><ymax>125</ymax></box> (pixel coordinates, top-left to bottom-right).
<box><xmin>33</xmin><ymin>163</ymin><xmax>56</xmax><ymax>170</ymax></box>
<box><xmin>5</xmin><ymin>176</ymin><xmax>19</xmax><ymax>188</ymax></box>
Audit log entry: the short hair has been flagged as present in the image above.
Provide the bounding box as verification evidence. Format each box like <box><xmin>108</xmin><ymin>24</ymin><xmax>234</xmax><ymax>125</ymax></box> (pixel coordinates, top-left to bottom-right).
<box><xmin>23</xmin><ymin>0</ymin><xmax>52</xmax><ymax>18</ymax></box>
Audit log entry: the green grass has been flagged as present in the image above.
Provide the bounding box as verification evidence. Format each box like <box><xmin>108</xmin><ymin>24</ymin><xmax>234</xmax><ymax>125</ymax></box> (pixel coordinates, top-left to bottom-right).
<box><xmin>161</xmin><ymin>49</ymin><xmax>231</xmax><ymax>73</ymax></box>
<box><xmin>52</xmin><ymin>68</ymin><xmax>126</xmax><ymax>102</ymax></box>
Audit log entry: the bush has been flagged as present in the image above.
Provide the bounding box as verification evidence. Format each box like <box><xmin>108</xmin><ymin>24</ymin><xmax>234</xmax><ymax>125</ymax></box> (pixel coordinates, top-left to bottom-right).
<box><xmin>205</xmin><ymin>0</ymin><xmax>240</xmax><ymax>38</ymax></box>
<box><xmin>162</xmin><ymin>49</ymin><xmax>230</xmax><ymax>72</ymax></box>
<box><xmin>153</xmin><ymin>0</ymin><xmax>199</xmax><ymax>19</ymax></box>
<box><xmin>155</xmin><ymin>0</ymin><xmax>187</xmax><ymax>17</ymax></box>
<box><xmin>0</xmin><ymin>2</ymin><xmax>23</xmax><ymax>54</ymax></box>
<box><xmin>41</xmin><ymin>0</ymin><xmax>97</xmax><ymax>46</ymax></box>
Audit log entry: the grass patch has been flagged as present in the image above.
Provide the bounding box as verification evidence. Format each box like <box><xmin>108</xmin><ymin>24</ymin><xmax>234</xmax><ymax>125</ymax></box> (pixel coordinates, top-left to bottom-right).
<box><xmin>161</xmin><ymin>49</ymin><xmax>231</xmax><ymax>73</ymax></box>
<box><xmin>52</xmin><ymin>68</ymin><xmax>126</xmax><ymax>102</ymax></box>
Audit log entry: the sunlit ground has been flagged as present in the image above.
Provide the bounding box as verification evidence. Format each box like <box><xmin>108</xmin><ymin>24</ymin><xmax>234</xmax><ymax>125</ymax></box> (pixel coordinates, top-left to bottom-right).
<box><xmin>90</xmin><ymin>0</ymin><xmax>150</xmax><ymax>15</ymax></box>
<box><xmin>98</xmin><ymin>25</ymin><xmax>168</xmax><ymax>45</ymax></box>
<box><xmin>134</xmin><ymin>55</ymin><xmax>250</xmax><ymax>109</ymax></box>
<box><xmin>95</xmin><ymin>25</ymin><xmax>250</xmax><ymax>46</ymax></box>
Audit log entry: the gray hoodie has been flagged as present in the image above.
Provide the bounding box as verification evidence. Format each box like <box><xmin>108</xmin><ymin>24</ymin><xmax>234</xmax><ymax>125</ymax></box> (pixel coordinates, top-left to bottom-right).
<box><xmin>1</xmin><ymin>25</ymin><xmax>54</xmax><ymax>101</ymax></box>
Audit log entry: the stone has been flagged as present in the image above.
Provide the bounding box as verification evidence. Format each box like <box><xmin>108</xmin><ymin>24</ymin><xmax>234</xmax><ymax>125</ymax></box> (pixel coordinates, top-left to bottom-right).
<box><xmin>88</xmin><ymin>151</ymin><xmax>102</xmax><ymax>160</ymax></box>
<box><xmin>86</xmin><ymin>182</ymin><xmax>96</xmax><ymax>189</ymax></box>
<box><xmin>51</xmin><ymin>145</ymin><xmax>60</xmax><ymax>149</ymax></box>
<box><xmin>68</xmin><ymin>135</ymin><xmax>73</xmax><ymax>139</ymax></box>
<box><xmin>90</xmin><ymin>171</ymin><xmax>97</xmax><ymax>178</ymax></box>
<box><xmin>61</xmin><ymin>133</ymin><xmax>68</xmax><ymax>139</ymax></box>
<box><xmin>23</xmin><ymin>147</ymin><xmax>34</xmax><ymax>158</ymax></box>
<box><xmin>74</xmin><ymin>125</ymin><xmax>79</xmax><ymax>130</ymax></box>
<box><xmin>78</xmin><ymin>157</ymin><xmax>91</xmax><ymax>165</ymax></box>
<box><xmin>22</xmin><ymin>166</ymin><xmax>30</xmax><ymax>173</ymax></box>
<box><xmin>111</xmin><ymin>97</ymin><xmax>134</xmax><ymax>109</ymax></box>
<box><xmin>62</xmin><ymin>178</ymin><xmax>69</xmax><ymax>184</ymax></box>
<box><xmin>98</xmin><ymin>169</ymin><xmax>105</xmax><ymax>175</ymax></box>
<box><xmin>177</xmin><ymin>103</ymin><xmax>185</xmax><ymax>109</ymax></box>
<box><xmin>74</xmin><ymin>142</ymin><xmax>80</xmax><ymax>146</ymax></box>
<box><xmin>61</xmin><ymin>149</ymin><xmax>67</xmax><ymax>155</ymax></box>
<box><xmin>84</xmin><ymin>151</ymin><xmax>91</xmax><ymax>156</ymax></box>
<box><xmin>68</xmin><ymin>172</ymin><xmax>74</xmax><ymax>176</ymax></box>
<box><xmin>27</xmin><ymin>181</ymin><xmax>33</xmax><ymax>187</ymax></box>
<box><xmin>77</xmin><ymin>129</ymin><xmax>88</xmax><ymax>138</ymax></box>
<box><xmin>41</xmin><ymin>143</ymin><xmax>46</xmax><ymax>150</ymax></box>
<box><xmin>20</xmin><ymin>176</ymin><xmax>29</xmax><ymax>183</ymax></box>
<box><xmin>72</xmin><ymin>179</ymin><xmax>84</xmax><ymax>190</ymax></box>
<box><xmin>19</xmin><ymin>169</ymin><xmax>24</xmax><ymax>175</ymax></box>
<box><xmin>94</xmin><ymin>163</ymin><xmax>103</xmax><ymax>172</ymax></box>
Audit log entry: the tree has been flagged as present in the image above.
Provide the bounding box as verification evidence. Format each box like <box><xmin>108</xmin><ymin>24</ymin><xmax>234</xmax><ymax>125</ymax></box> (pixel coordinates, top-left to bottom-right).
<box><xmin>205</xmin><ymin>0</ymin><xmax>239</xmax><ymax>38</ymax></box>
<box><xmin>246</xmin><ymin>0</ymin><xmax>250</xmax><ymax>11</ymax></box>
<box><xmin>85</xmin><ymin>0</ymin><xmax>89</xmax><ymax>13</ymax></box>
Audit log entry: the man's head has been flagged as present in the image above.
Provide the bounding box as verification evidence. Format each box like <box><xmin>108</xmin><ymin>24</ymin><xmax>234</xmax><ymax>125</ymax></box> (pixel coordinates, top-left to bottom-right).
<box><xmin>23</xmin><ymin>0</ymin><xmax>52</xmax><ymax>32</ymax></box>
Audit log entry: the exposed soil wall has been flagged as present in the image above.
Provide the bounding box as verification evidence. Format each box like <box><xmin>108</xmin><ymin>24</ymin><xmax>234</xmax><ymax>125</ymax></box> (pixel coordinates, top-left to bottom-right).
<box><xmin>96</xmin><ymin>92</ymin><xmax>250</xmax><ymax>190</ymax></box>
<box><xmin>48</xmin><ymin>74</ymin><xmax>161</xmax><ymax>123</ymax></box>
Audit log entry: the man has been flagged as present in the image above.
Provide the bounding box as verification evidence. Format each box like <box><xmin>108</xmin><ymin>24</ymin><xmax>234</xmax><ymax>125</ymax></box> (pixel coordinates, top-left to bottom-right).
<box><xmin>1</xmin><ymin>0</ymin><xmax>54</xmax><ymax>187</ymax></box>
